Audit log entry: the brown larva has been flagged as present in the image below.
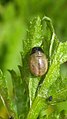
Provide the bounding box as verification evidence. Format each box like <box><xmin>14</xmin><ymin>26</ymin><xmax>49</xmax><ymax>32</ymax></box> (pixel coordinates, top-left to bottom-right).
<box><xmin>29</xmin><ymin>47</ymin><xmax>48</xmax><ymax>76</ymax></box>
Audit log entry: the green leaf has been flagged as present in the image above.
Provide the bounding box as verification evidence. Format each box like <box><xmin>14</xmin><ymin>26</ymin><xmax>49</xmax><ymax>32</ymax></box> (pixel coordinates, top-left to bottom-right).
<box><xmin>39</xmin><ymin>41</ymin><xmax>67</xmax><ymax>97</ymax></box>
<box><xmin>0</xmin><ymin>70</ymin><xmax>8</xmax><ymax>104</ymax></box>
<box><xmin>26</xmin><ymin>16</ymin><xmax>59</xmax><ymax>107</ymax></box>
<box><xmin>23</xmin><ymin>16</ymin><xmax>42</xmax><ymax>55</ymax></box>
<box><xmin>0</xmin><ymin>70</ymin><xmax>17</xmax><ymax>119</ymax></box>
<box><xmin>0</xmin><ymin>70</ymin><xmax>9</xmax><ymax>118</ymax></box>
<box><xmin>22</xmin><ymin>16</ymin><xmax>43</xmax><ymax>106</ymax></box>
<box><xmin>41</xmin><ymin>16</ymin><xmax>59</xmax><ymax>64</ymax></box>
<box><xmin>9</xmin><ymin>69</ymin><xmax>29</xmax><ymax>119</ymax></box>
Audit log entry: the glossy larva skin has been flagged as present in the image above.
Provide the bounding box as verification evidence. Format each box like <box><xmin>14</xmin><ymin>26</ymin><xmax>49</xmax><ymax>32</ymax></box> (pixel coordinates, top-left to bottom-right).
<box><xmin>29</xmin><ymin>50</ymin><xmax>48</xmax><ymax>76</ymax></box>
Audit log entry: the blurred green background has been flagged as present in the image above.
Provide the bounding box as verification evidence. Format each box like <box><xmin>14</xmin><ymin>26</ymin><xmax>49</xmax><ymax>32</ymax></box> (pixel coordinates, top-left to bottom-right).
<box><xmin>0</xmin><ymin>0</ymin><xmax>67</xmax><ymax>73</ymax></box>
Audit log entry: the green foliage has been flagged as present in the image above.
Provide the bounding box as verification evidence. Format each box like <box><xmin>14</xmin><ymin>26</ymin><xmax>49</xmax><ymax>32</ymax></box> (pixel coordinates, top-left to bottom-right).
<box><xmin>0</xmin><ymin>15</ymin><xmax>67</xmax><ymax>119</ymax></box>
<box><xmin>0</xmin><ymin>0</ymin><xmax>67</xmax><ymax>119</ymax></box>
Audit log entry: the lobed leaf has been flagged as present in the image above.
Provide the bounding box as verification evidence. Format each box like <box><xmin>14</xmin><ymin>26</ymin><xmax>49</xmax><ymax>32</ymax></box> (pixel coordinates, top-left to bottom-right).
<box><xmin>26</xmin><ymin>16</ymin><xmax>59</xmax><ymax>107</ymax></box>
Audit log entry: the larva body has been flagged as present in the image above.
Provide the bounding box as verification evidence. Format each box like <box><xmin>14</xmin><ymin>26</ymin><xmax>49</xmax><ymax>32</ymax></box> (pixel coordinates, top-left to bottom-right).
<box><xmin>29</xmin><ymin>47</ymin><xmax>48</xmax><ymax>76</ymax></box>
